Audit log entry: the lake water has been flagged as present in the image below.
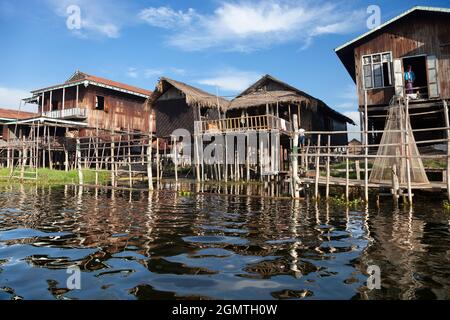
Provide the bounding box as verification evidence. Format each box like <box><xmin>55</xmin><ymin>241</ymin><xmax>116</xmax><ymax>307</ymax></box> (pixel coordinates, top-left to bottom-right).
<box><xmin>0</xmin><ymin>183</ymin><xmax>449</xmax><ymax>300</ymax></box>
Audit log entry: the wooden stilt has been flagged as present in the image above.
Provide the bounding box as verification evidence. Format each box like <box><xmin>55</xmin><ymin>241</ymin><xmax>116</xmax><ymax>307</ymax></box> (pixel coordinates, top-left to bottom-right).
<box><xmin>443</xmin><ymin>100</ymin><xmax>450</xmax><ymax>202</ymax></box>
<box><xmin>147</xmin><ymin>136</ymin><xmax>153</xmax><ymax>190</ymax></box>
<box><xmin>403</xmin><ymin>98</ymin><xmax>413</xmax><ymax>204</ymax></box>
<box><xmin>76</xmin><ymin>138</ymin><xmax>83</xmax><ymax>185</ymax></box>
<box><xmin>325</xmin><ymin>135</ymin><xmax>331</xmax><ymax>199</ymax></box>
<box><xmin>315</xmin><ymin>134</ymin><xmax>321</xmax><ymax>199</ymax></box>
<box><xmin>345</xmin><ymin>147</ymin><xmax>349</xmax><ymax>201</ymax></box>
<box><xmin>156</xmin><ymin>138</ymin><xmax>160</xmax><ymax>183</ymax></box>
<box><xmin>111</xmin><ymin>133</ymin><xmax>116</xmax><ymax>187</ymax></box>
<box><xmin>364</xmin><ymin>90</ymin><xmax>369</xmax><ymax>202</ymax></box>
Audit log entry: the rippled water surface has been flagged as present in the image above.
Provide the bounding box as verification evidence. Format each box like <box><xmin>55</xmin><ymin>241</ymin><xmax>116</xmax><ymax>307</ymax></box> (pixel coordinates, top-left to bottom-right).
<box><xmin>0</xmin><ymin>184</ymin><xmax>449</xmax><ymax>300</ymax></box>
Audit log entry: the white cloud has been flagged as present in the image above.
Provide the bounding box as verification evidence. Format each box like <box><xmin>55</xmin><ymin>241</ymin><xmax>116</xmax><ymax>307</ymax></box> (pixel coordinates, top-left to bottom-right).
<box><xmin>197</xmin><ymin>69</ymin><xmax>261</xmax><ymax>92</ymax></box>
<box><xmin>48</xmin><ymin>0</ymin><xmax>130</xmax><ymax>39</ymax></box>
<box><xmin>0</xmin><ymin>86</ymin><xmax>37</xmax><ymax>113</ymax></box>
<box><xmin>126</xmin><ymin>67</ymin><xmax>186</xmax><ymax>79</ymax></box>
<box><xmin>170</xmin><ymin>67</ymin><xmax>186</xmax><ymax>76</ymax></box>
<box><xmin>139</xmin><ymin>1</ymin><xmax>365</xmax><ymax>51</ymax></box>
<box><xmin>126</xmin><ymin>67</ymin><xmax>139</xmax><ymax>79</ymax></box>
<box><xmin>138</xmin><ymin>7</ymin><xmax>198</xmax><ymax>29</ymax></box>
<box><xmin>143</xmin><ymin>69</ymin><xmax>164</xmax><ymax>78</ymax></box>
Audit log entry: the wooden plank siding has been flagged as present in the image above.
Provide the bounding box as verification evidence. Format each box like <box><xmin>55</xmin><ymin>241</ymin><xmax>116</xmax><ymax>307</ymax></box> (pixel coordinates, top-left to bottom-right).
<box><xmin>39</xmin><ymin>85</ymin><xmax>153</xmax><ymax>134</ymax></box>
<box><xmin>354</xmin><ymin>14</ymin><xmax>450</xmax><ymax>107</ymax></box>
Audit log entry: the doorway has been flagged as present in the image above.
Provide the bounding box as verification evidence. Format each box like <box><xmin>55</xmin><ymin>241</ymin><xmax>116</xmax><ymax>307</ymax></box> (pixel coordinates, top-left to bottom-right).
<box><xmin>402</xmin><ymin>55</ymin><xmax>428</xmax><ymax>98</ymax></box>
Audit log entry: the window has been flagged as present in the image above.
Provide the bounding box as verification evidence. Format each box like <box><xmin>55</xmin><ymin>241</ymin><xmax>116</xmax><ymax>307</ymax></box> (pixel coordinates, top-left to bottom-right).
<box><xmin>95</xmin><ymin>96</ymin><xmax>105</xmax><ymax>110</ymax></box>
<box><xmin>362</xmin><ymin>52</ymin><xmax>393</xmax><ymax>89</ymax></box>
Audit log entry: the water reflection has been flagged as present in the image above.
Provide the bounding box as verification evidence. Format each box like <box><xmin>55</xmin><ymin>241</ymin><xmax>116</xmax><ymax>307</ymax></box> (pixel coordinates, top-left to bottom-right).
<box><xmin>0</xmin><ymin>184</ymin><xmax>449</xmax><ymax>300</ymax></box>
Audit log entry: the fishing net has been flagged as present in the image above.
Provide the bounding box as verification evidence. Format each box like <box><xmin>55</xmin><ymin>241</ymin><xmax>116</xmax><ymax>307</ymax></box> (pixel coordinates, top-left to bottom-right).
<box><xmin>369</xmin><ymin>100</ymin><xmax>429</xmax><ymax>185</ymax></box>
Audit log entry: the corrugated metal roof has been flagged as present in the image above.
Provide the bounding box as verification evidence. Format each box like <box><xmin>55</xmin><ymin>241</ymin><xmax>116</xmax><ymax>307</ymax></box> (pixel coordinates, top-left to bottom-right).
<box><xmin>0</xmin><ymin>108</ymin><xmax>38</xmax><ymax>120</ymax></box>
<box><xmin>31</xmin><ymin>71</ymin><xmax>152</xmax><ymax>98</ymax></box>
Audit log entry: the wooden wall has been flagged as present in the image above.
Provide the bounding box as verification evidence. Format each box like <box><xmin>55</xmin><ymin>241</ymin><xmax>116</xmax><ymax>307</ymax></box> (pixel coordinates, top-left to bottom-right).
<box><xmin>354</xmin><ymin>13</ymin><xmax>450</xmax><ymax>107</ymax></box>
<box><xmin>39</xmin><ymin>85</ymin><xmax>153</xmax><ymax>133</ymax></box>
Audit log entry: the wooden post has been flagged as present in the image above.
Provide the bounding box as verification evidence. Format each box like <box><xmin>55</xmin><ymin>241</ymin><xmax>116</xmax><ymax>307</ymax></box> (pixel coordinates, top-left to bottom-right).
<box><xmin>404</xmin><ymin>98</ymin><xmax>413</xmax><ymax>204</ymax></box>
<box><xmin>315</xmin><ymin>134</ymin><xmax>321</xmax><ymax>199</ymax></box>
<box><xmin>48</xmin><ymin>127</ymin><xmax>53</xmax><ymax>170</ymax></box>
<box><xmin>62</xmin><ymin>87</ymin><xmax>66</xmax><ymax>110</ymax></box>
<box><xmin>42</xmin><ymin>125</ymin><xmax>46</xmax><ymax>167</ymax></box>
<box><xmin>173</xmin><ymin>136</ymin><xmax>178</xmax><ymax>182</ymax></box>
<box><xmin>64</xmin><ymin>127</ymin><xmax>69</xmax><ymax>172</ymax></box>
<box><xmin>194</xmin><ymin>122</ymin><xmax>201</xmax><ymax>182</ymax></box>
<box><xmin>128</xmin><ymin>134</ymin><xmax>132</xmax><ymax>188</ymax></box>
<box><xmin>356</xmin><ymin>160</ymin><xmax>361</xmax><ymax>180</ymax></box>
<box><xmin>364</xmin><ymin>89</ymin><xmax>369</xmax><ymax>203</ymax></box>
<box><xmin>147</xmin><ymin>136</ymin><xmax>153</xmax><ymax>190</ymax></box>
<box><xmin>225</xmin><ymin>134</ymin><xmax>228</xmax><ymax>182</ymax></box>
<box><xmin>76</xmin><ymin>138</ymin><xmax>83</xmax><ymax>185</ymax></box>
<box><xmin>246</xmin><ymin>133</ymin><xmax>251</xmax><ymax>182</ymax></box>
<box><xmin>444</xmin><ymin>100</ymin><xmax>450</xmax><ymax>201</ymax></box>
<box><xmin>110</xmin><ymin>133</ymin><xmax>116</xmax><ymax>187</ymax></box>
<box><xmin>76</xmin><ymin>85</ymin><xmax>79</xmax><ymax>108</ymax></box>
<box><xmin>291</xmin><ymin>114</ymin><xmax>300</xmax><ymax>198</ymax></box>
<box><xmin>156</xmin><ymin>138</ymin><xmax>160</xmax><ymax>182</ymax></box>
<box><xmin>345</xmin><ymin>147</ymin><xmax>349</xmax><ymax>201</ymax></box>
<box><xmin>325</xmin><ymin>135</ymin><xmax>331</xmax><ymax>199</ymax></box>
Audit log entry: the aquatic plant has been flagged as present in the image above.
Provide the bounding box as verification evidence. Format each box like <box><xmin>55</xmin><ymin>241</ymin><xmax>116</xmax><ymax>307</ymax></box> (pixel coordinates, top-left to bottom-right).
<box><xmin>329</xmin><ymin>195</ymin><xmax>364</xmax><ymax>207</ymax></box>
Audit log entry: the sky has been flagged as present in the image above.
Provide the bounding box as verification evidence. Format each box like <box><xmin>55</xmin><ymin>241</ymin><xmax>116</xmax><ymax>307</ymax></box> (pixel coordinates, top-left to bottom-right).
<box><xmin>0</xmin><ymin>0</ymin><xmax>448</xmax><ymax>136</ymax></box>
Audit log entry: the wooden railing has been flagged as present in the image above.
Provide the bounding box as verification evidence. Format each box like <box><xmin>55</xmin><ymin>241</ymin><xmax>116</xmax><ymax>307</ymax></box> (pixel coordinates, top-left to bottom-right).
<box><xmin>42</xmin><ymin>107</ymin><xmax>87</xmax><ymax>119</ymax></box>
<box><xmin>198</xmin><ymin>114</ymin><xmax>292</xmax><ymax>134</ymax></box>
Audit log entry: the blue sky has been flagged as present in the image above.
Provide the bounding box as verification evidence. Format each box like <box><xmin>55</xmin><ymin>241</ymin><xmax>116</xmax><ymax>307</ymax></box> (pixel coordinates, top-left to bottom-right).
<box><xmin>0</xmin><ymin>0</ymin><xmax>448</xmax><ymax>133</ymax></box>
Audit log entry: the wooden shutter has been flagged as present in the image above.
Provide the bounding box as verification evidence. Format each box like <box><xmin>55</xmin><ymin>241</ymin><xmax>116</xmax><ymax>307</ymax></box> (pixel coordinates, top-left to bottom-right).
<box><xmin>427</xmin><ymin>55</ymin><xmax>440</xmax><ymax>98</ymax></box>
<box><xmin>394</xmin><ymin>59</ymin><xmax>404</xmax><ymax>97</ymax></box>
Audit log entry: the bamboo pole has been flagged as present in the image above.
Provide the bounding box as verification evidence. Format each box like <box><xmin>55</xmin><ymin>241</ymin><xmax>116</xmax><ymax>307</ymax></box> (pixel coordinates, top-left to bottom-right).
<box><xmin>64</xmin><ymin>127</ymin><xmax>69</xmax><ymax>172</ymax></box>
<box><xmin>315</xmin><ymin>134</ymin><xmax>321</xmax><ymax>199</ymax></box>
<box><xmin>156</xmin><ymin>138</ymin><xmax>160</xmax><ymax>183</ymax></box>
<box><xmin>364</xmin><ymin>90</ymin><xmax>369</xmax><ymax>203</ymax></box>
<box><xmin>110</xmin><ymin>133</ymin><xmax>116</xmax><ymax>188</ymax></box>
<box><xmin>345</xmin><ymin>147</ymin><xmax>349</xmax><ymax>201</ymax></box>
<box><xmin>291</xmin><ymin>114</ymin><xmax>300</xmax><ymax>198</ymax></box>
<box><xmin>128</xmin><ymin>134</ymin><xmax>132</xmax><ymax>188</ymax></box>
<box><xmin>76</xmin><ymin>138</ymin><xmax>83</xmax><ymax>185</ymax></box>
<box><xmin>173</xmin><ymin>136</ymin><xmax>178</xmax><ymax>182</ymax></box>
<box><xmin>444</xmin><ymin>100</ymin><xmax>450</xmax><ymax>201</ymax></box>
<box><xmin>326</xmin><ymin>135</ymin><xmax>331</xmax><ymax>199</ymax></box>
<box><xmin>147</xmin><ymin>137</ymin><xmax>153</xmax><ymax>190</ymax></box>
<box><xmin>405</xmin><ymin>98</ymin><xmax>413</xmax><ymax>204</ymax></box>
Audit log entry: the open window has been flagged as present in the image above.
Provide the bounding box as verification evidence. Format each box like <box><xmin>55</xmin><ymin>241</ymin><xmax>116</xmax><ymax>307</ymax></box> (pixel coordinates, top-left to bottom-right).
<box><xmin>402</xmin><ymin>55</ymin><xmax>429</xmax><ymax>98</ymax></box>
<box><xmin>95</xmin><ymin>95</ymin><xmax>105</xmax><ymax>110</ymax></box>
<box><xmin>362</xmin><ymin>52</ymin><xmax>393</xmax><ymax>89</ymax></box>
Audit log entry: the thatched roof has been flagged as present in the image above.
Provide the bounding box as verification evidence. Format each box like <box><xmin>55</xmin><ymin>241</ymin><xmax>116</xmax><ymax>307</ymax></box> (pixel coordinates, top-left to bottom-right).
<box><xmin>150</xmin><ymin>77</ymin><xmax>229</xmax><ymax>111</ymax></box>
<box><xmin>227</xmin><ymin>90</ymin><xmax>310</xmax><ymax>110</ymax></box>
<box><xmin>229</xmin><ymin>74</ymin><xmax>355</xmax><ymax>125</ymax></box>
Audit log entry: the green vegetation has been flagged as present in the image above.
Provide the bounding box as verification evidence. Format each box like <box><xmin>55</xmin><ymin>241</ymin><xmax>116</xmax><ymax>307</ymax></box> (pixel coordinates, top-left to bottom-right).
<box><xmin>0</xmin><ymin>168</ymin><xmax>110</xmax><ymax>185</ymax></box>
<box><xmin>329</xmin><ymin>195</ymin><xmax>364</xmax><ymax>208</ymax></box>
<box><xmin>443</xmin><ymin>200</ymin><xmax>450</xmax><ymax>211</ymax></box>
<box><xmin>423</xmin><ymin>159</ymin><xmax>446</xmax><ymax>169</ymax></box>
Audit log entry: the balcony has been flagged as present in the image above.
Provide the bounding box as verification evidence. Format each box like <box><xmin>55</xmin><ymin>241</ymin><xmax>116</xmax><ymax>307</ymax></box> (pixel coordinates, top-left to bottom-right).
<box><xmin>197</xmin><ymin>114</ymin><xmax>292</xmax><ymax>135</ymax></box>
<box><xmin>42</xmin><ymin>107</ymin><xmax>87</xmax><ymax>119</ymax></box>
